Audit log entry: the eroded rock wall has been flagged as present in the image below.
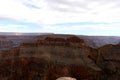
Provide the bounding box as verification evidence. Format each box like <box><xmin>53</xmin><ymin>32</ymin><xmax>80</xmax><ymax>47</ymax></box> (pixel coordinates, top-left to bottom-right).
<box><xmin>0</xmin><ymin>35</ymin><xmax>119</xmax><ymax>80</ymax></box>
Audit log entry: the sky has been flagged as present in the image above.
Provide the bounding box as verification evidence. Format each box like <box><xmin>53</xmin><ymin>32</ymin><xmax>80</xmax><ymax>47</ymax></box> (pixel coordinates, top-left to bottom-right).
<box><xmin>0</xmin><ymin>0</ymin><xmax>120</xmax><ymax>36</ymax></box>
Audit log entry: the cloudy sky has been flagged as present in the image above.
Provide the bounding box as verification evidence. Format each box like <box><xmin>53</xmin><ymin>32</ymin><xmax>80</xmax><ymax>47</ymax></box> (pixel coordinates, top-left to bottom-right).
<box><xmin>0</xmin><ymin>0</ymin><xmax>120</xmax><ymax>36</ymax></box>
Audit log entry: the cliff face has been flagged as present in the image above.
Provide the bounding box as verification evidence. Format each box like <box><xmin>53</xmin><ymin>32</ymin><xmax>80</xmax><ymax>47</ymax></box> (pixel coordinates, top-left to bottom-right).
<box><xmin>96</xmin><ymin>44</ymin><xmax>120</xmax><ymax>80</ymax></box>
<box><xmin>0</xmin><ymin>35</ymin><xmax>120</xmax><ymax>80</ymax></box>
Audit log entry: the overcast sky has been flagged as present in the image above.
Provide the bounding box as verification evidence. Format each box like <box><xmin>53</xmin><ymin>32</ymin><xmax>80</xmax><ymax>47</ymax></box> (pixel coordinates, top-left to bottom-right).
<box><xmin>0</xmin><ymin>0</ymin><xmax>120</xmax><ymax>36</ymax></box>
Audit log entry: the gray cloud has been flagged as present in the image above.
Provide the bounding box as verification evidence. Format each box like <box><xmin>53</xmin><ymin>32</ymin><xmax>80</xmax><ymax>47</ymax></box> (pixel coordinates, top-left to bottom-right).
<box><xmin>0</xmin><ymin>17</ymin><xmax>17</xmax><ymax>21</ymax></box>
<box><xmin>19</xmin><ymin>0</ymin><xmax>120</xmax><ymax>14</ymax></box>
<box><xmin>20</xmin><ymin>0</ymin><xmax>41</xmax><ymax>9</ymax></box>
<box><xmin>43</xmin><ymin>0</ymin><xmax>120</xmax><ymax>14</ymax></box>
<box><xmin>45</xmin><ymin>0</ymin><xmax>89</xmax><ymax>13</ymax></box>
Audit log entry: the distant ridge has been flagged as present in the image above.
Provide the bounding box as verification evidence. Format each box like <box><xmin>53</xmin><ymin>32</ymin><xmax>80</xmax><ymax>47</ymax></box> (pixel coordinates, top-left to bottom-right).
<box><xmin>0</xmin><ymin>32</ymin><xmax>54</xmax><ymax>35</ymax></box>
<box><xmin>0</xmin><ymin>32</ymin><xmax>120</xmax><ymax>48</ymax></box>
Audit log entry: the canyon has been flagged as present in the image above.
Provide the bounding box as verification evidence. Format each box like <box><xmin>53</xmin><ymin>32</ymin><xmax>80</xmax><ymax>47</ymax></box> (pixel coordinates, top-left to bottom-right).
<box><xmin>0</xmin><ymin>34</ymin><xmax>119</xmax><ymax>80</ymax></box>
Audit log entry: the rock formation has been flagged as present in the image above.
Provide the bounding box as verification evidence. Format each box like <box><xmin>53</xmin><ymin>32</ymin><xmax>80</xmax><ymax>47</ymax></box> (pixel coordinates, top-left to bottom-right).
<box><xmin>0</xmin><ymin>34</ymin><xmax>119</xmax><ymax>80</ymax></box>
<box><xmin>56</xmin><ymin>77</ymin><xmax>76</xmax><ymax>80</ymax></box>
<box><xmin>96</xmin><ymin>44</ymin><xmax>120</xmax><ymax>80</ymax></box>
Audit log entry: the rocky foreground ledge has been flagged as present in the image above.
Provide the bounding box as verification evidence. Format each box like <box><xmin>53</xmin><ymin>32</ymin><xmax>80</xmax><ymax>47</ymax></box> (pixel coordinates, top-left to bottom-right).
<box><xmin>0</xmin><ymin>35</ymin><xmax>120</xmax><ymax>80</ymax></box>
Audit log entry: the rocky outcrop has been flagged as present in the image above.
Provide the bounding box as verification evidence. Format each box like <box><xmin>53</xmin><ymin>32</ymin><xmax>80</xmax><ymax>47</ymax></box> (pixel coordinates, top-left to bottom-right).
<box><xmin>56</xmin><ymin>77</ymin><xmax>76</xmax><ymax>80</ymax></box>
<box><xmin>96</xmin><ymin>44</ymin><xmax>120</xmax><ymax>80</ymax></box>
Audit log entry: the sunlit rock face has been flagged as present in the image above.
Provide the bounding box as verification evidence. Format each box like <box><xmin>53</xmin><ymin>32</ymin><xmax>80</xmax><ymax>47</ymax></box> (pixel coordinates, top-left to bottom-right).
<box><xmin>56</xmin><ymin>77</ymin><xmax>76</xmax><ymax>80</ymax></box>
<box><xmin>0</xmin><ymin>34</ymin><xmax>120</xmax><ymax>80</ymax></box>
